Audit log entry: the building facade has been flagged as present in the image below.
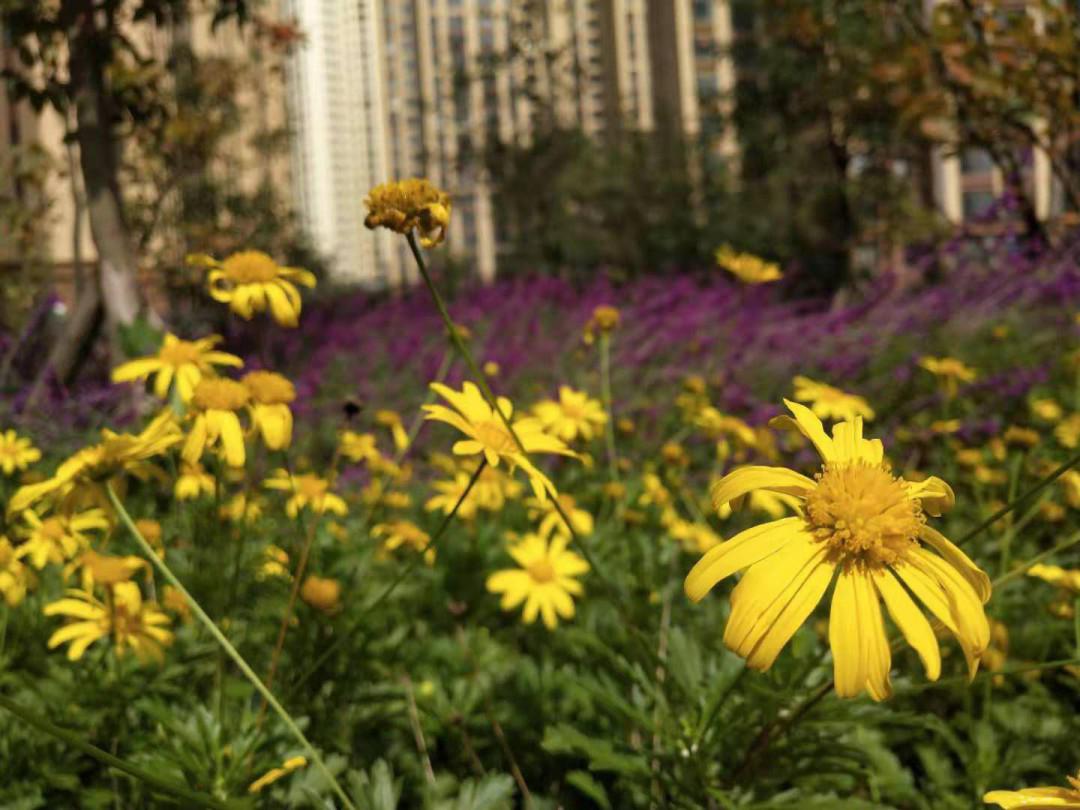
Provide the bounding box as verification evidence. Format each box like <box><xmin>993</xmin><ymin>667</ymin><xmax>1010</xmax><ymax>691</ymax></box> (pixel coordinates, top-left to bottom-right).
<box><xmin>286</xmin><ymin>0</ymin><xmax>740</xmax><ymax>285</ymax></box>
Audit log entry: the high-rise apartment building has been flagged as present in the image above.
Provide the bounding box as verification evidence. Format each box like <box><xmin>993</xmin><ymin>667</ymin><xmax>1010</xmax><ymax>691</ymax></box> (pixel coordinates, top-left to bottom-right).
<box><xmin>286</xmin><ymin>0</ymin><xmax>739</xmax><ymax>285</ymax></box>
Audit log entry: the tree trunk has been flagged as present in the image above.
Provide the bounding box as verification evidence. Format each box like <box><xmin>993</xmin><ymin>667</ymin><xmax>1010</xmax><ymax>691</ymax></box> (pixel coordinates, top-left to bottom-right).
<box><xmin>69</xmin><ymin>0</ymin><xmax>143</xmax><ymax>342</ymax></box>
<box><xmin>27</xmin><ymin>0</ymin><xmax>150</xmax><ymax>401</ymax></box>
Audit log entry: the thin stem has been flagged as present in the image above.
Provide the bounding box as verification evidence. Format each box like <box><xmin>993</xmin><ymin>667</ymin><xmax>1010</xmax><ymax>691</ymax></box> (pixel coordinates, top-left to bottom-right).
<box><xmin>992</xmin><ymin>530</ymin><xmax>1080</xmax><ymax>589</ymax></box>
<box><xmin>106</xmin><ymin>485</ymin><xmax>356</xmax><ymax>810</ymax></box>
<box><xmin>288</xmin><ymin>459</ymin><xmax>487</xmax><ymax>693</ymax></box>
<box><xmin>0</xmin><ymin>693</ymin><xmax>229</xmax><ymax>810</ymax></box>
<box><xmin>956</xmin><ymin>449</ymin><xmax>1080</xmax><ymax>547</ymax></box>
<box><xmin>402</xmin><ymin>674</ymin><xmax>436</xmax><ymax>785</ymax></box>
<box><xmin>599</xmin><ymin>331</ymin><xmax>620</xmax><ymax>484</ymax></box>
<box><xmin>404</xmin><ymin>232</ymin><xmax>610</xmax><ymax>589</ymax></box>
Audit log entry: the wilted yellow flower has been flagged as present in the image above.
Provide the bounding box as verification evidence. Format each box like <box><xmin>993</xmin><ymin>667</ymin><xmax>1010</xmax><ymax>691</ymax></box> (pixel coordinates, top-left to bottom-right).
<box><xmin>423</xmin><ymin>382</ymin><xmax>575</xmax><ymax>501</ymax></box>
<box><xmin>0</xmin><ymin>430</ymin><xmax>41</xmax><ymax>475</ymax></box>
<box><xmin>486</xmin><ymin>533</ymin><xmax>589</xmax><ymax>629</ymax></box>
<box><xmin>243</xmin><ymin>371</ymin><xmax>296</xmax><ymax>450</ymax></box>
<box><xmin>918</xmin><ymin>356</ymin><xmax>977</xmax><ymax>398</ymax></box>
<box><xmin>1055</xmin><ymin>414</ymin><xmax>1080</xmax><ymax>448</ymax></box>
<box><xmin>686</xmin><ymin>400</ymin><xmax>990</xmax><ymax>700</ymax></box>
<box><xmin>110</xmin><ymin>334</ymin><xmax>242</xmax><ymax>403</ymax></box>
<box><xmin>1031</xmin><ymin>398</ymin><xmax>1063</xmax><ymax>422</ymax></box>
<box><xmin>175</xmin><ymin>461</ymin><xmax>215</xmax><ymax>500</ymax></box>
<box><xmin>364</xmin><ymin>178</ymin><xmax>451</xmax><ymax>247</ymax></box>
<box><xmin>984</xmin><ymin>771</ymin><xmax>1080</xmax><ymax>808</ymax></box>
<box><xmin>8</xmin><ymin>411</ymin><xmax>181</xmax><ymax>515</ymax></box>
<box><xmin>533</xmin><ymin>387</ymin><xmax>607</xmax><ymax>443</ymax></box>
<box><xmin>582</xmin><ymin>305</ymin><xmax>620</xmax><ymax>344</ymax></box>
<box><xmin>0</xmin><ymin>536</ymin><xmax>34</xmax><ymax>606</ymax></box>
<box><xmin>44</xmin><ymin>582</ymin><xmax>173</xmax><ymax>663</ymax></box>
<box><xmin>792</xmin><ymin>376</ymin><xmax>875</xmax><ymax>422</ymax></box>
<box><xmin>16</xmin><ymin>509</ymin><xmax>109</xmax><ymax>569</ymax></box>
<box><xmin>375</xmin><ymin>409</ymin><xmax>410</xmax><ymax>452</ymax></box>
<box><xmin>373</xmin><ymin>519</ymin><xmax>435</xmax><ymax>564</ymax></box>
<box><xmin>716</xmin><ymin>245</ymin><xmax>782</xmax><ymax>284</ymax></box>
<box><xmin>300</xmin><ymin>575</ymin><xmax>341</xmax><ymax>614</ymax></box>
<box><xmin>263</xmin><ymin>470</ymin><xmax>347</xmax><ymax>517</ymax></box>
<box><xmin>183</xmin><ymin>378</ymin><xmax>251</xmax><ymax>468</ymax></box>
<box><xmin>188</xmin><ymin>250</ymin><xmax>316</xmax><ymax>328</ymax></box>
<box><xmin>526</xmin><ymin>493</ymin><xmax>594</xmax><ymax>540</ymax></box>
<box><xmin>249</xmin><ymin>755</ymin><xmax>309</xmax><ymax>794</ymax></box>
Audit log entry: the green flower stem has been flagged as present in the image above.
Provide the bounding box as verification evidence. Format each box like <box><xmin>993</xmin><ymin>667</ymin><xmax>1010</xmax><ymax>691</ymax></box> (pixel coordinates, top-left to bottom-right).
<box><xmin>956</xmin><ymin>449</ymin><xmax>1080</xmax><ymax>548</ymax></box>
<box><xmin>106</xmin><ymin>484</ymin><xmax>356</xmax><ymax>810</ymax></box>
<box><xmin>0</xmin><ymin>692</ymin><xmax>230</xmax><ymax>809</ymax></box>
<box><xmin>598</xmin><ymin>331</ymin><xmax>620</xmax><ymax>484</ymax></box>
<box><xmin>288</xmin><ymin>458</ymin><xmax>487</xmax><ymax>694</ymax></box>
<box><xmin>404</xmin><ymin>232</ymin><xmax>610</xmax><ymax>589</ymax></box>
<box><xmin>991</xmin><ymin>529</ymin><xmax>1080</xmax><ymax>589</ymax></box>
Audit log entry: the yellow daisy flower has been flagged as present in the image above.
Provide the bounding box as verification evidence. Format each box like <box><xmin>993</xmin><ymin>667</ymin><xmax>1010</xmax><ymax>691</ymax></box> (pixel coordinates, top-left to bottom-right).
<box><xmin>792</xmin><ymin>375</ymin><xmax>875</xmax><ymax>422</ymax></box>
<box><xmin>373</xmin><ymin>519</ymin><xmax>435</xmax><ymax>564</ymax></box>
<box><xmin>422</xmin><ymin>381</ymin><xmax>576</xmax><ymax>501</ymax></box>
<box><xmin>582</xmin><ymin>305</ymin><xmax>620</xmax><ymax>344</ymax></box>
<box><xmin>668</xmin><ymin>517</ymin><xmax>723</xmax><ymax>554</ymax></box>
<box><xmin>1031</xmin><ymin>398</ymin><xmax>1064</xmax><ymax>422</ymax></box>
<box><xmin>188</xmin><ymin>250</ymin><xmax>316</xmax><ymax>328</ymax></box>
<box><xmin>532</xmin><ymin>386</ymin><xmax>608</xmax><ymax>443</ymax></box>
<box><xmin>0</xmin><ymin>429</ymin><xmax>41</xmax><ymax>475</ymax></box>
<box><xmin>1055</xmin><ymin>413</ymin><xmax>1080</xmax><ymax>448</ymax></box>
<box><xmin>221</xmin><ymin>493</ymin><xmax>264</xmax><ymax>524</ymax></box>
<box><xmin>919</xmin><ymin>355</ymin><xmax>977</xmax><ymax>399</ymax></box>
<box><xmin>75</xmin><ymin>549</ymin><xmax>148</xmax><ymax>589</ymax></box>
<box><xmin>44</xmin><ymin>582</ymin><xmax>173</xmax><ymax>663</ymax></box>
<box><xmin>425</xmin><ymin>465</ymin><xmax>523</xmax><ymax>520</ymax></box>
<box><xmin>7</xmin><ymin>411</ymin><xmax>181</xmax><ymax>515</ymax></box>
<box><xmin>363</xmin><ymin>178</ymin><xmax>451</xmax><ymax>247</ymax></box>
<box><xmin>110</xmin><ymin>333</ymin><xmax>242</xmax><ymax>403</ymax></box>
<box><xmin>0</xmin><ymin>536</ymin><xmax>34</xmax><ymax>606</ymax></box>
<box><xmin>16</xmin><ymin>508</ymin><xmax>109</xmax><ymax>569</ymax></box>
<box><xmin>339</xmin><ymin>431</ymin><xmax>382</xmax><ymax>465</ymax></box>
<box><xmin>183</xmin><ymin>378</ymin><xmax>251</xmax><ymax>468</ymax></box>
<box><xmin>242</xmin><ymin>371</ymin><xmax>296</xmax><ymax>451</ymax></box>
<box><xmin>486</xmin><ymin>533</ymin><xmax>589</xmax><ymax>630</ymax></box>
<box><xmin>300</xmin><ymin>575</ymin><xmax>342</xmax><ymax>614</ymax></box>
<box><xmin>174</xmin><ymin>461</ymin><xmax>215</xmax><ymax>500</ymax></box>
<box><xmin>263</xmin><ymin>469</ymin><xmax>347</xmax><ymax>517</ymax></box>
<box><xmin>685</xmin><ymin>399</ymin><xmax>991</xmax><ymax>701</ymax></box>
<box><xmin>716</xmin><ymin>245</ymin><xmax>782</xmax><ymax>284</ymax></box>
<box><xmin>984</xmin><ymin>771</ymin><xmax>1080</xmax><ymax>808</ymax></box>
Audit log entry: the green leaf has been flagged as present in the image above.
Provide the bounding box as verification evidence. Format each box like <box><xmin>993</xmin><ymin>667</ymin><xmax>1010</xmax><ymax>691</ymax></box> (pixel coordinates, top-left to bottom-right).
<box><xmin>565</xmin><ymin>770</ymin><xmax>611</xmax><ymax>810</ymax></box>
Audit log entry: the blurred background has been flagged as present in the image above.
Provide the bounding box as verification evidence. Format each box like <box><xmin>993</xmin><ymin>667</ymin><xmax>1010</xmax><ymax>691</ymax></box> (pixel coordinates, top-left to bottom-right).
<box><xmin>1</xmin><ymin>0</ymin><xmax>1079</xmax><ymax>404</ymax></box>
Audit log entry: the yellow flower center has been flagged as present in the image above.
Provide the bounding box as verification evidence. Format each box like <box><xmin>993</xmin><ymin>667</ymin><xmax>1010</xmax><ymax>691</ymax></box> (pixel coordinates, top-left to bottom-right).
<box><xmin>561</xmin><ymin>402</ymin><xmax>585</xmax><ymax>421</ymax></box>
<box><xmin>220</xmin><ymin>251</ymin><xmax>282</xmax><ymax>283</ymax></box>
<box><xmin>243</xmin><ymin>371</ymin><xmax>296</xmax><ymax>404</ymax></box>
<box><xmin>473</xmin><ymin>421</ymin><xmax>517</xmax><ymax>454</ymax></box>
<box><xmin>158</xmin><ymin>340</ymin><xmax>204</xmax><ymax>366</ymax></box>
<box><xmin>528</xmin><ymin>558</ymin><xmax>556</xmax><ymax>583</ymax></box>
<box><xmin>804</xmin><ymin>462</ymin><xmax>924</xmax><ymax>565</ymax></box>
<box><xmin>191</xmin><ymin>378</ymin><xmax>250</xmax><ymax>411</ymax></box>
<box><xmin>40</xmin><ymin>518</ymin><xmax>66</xmax><ymax>542</ymax></box>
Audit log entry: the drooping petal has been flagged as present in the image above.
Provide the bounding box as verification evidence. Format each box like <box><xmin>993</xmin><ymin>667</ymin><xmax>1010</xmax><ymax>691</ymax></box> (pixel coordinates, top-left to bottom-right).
<box><xmin>710</xmin><ymin>467</ymin><xmax>816</xmax><ymax>513</ymax></box>
<box><xmin>830</xmin><ymin>565</ymin><xmax>866</xmax><ymax>698</ymax></box>
<box><xmin>873</xmin><ymin>567</ymin><xmax>941</xmax><ymax>681</ymax></box>
<box><xmin>771</xmin><ymin>398</ymin><xmax>835</xmax><ymax>462</ymax></box>
<box><xmin>723</xmin><ymin>530</ymin><xmax>820</xmax><ymax>654</ymax></box>
<box><xmin>919</xmin><ymin>525</ymin><xmax>991</xmax><ymax>603</ymax></box>
<box><xmin>685</xmin><ymin>517</ymin><xmax>806</xmax><ymax>603</ymax></box>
